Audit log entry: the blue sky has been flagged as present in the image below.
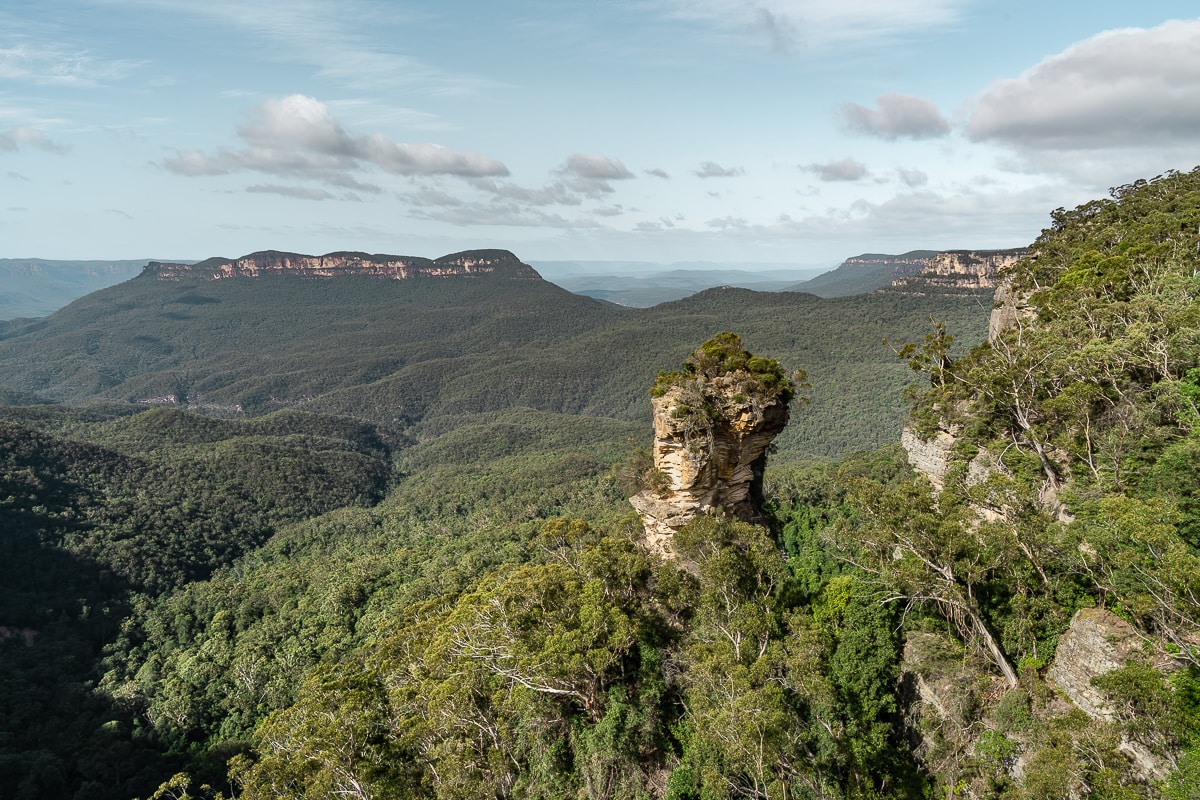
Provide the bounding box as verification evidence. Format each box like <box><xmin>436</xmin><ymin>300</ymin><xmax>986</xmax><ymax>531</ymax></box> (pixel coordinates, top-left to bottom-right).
<box><xmin>3</xmin><ymin>1</ymin><xmax>1199</xmax><ymax>265</ymax></box>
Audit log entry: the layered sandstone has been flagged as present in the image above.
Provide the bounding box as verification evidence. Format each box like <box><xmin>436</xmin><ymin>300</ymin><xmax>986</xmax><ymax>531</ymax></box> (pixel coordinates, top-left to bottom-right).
<box><xmin>890</xmin><ymin>248</ymin><xmax>1027</xmax><ymax>292</ymax></box>
<box><xmin>148</xmin><ymin>248</ymin><xmax>541</xmax><ymax>281</ymax></box>
<box><xmin>629</xmin><ymin>335</ymin><xmax>792</xmax><ymax>557</ymax></box>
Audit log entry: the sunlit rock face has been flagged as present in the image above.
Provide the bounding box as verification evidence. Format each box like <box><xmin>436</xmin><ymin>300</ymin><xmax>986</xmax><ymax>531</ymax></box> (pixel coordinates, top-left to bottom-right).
<box><xmin>889</xmin><ymin>248</ymin><xmax>1027</xmax><ymax>293</ymax></box>
<box><xmin>629</xmin><ymin>346</ymin><xmax>791</xmax><ymax>558</ymax></box>
<box><xmin>148</xmin><ymin>249</ymin><xmax>541</xmax><ymax>281</ymax></box>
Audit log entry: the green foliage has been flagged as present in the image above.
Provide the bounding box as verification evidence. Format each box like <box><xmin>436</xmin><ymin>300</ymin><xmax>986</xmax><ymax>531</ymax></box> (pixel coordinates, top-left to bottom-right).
<box><xmin>0</xmin><ymin>270</ymin><xmax>992</xmax><ymax>460</ymax></box>
<box><xmin>654</xmin><ymin>331</ymin><xmax>799</xmax><ymax>405</ymax></box>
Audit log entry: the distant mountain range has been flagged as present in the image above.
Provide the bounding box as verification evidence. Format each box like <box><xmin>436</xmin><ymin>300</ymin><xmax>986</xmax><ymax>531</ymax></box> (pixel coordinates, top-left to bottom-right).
<box><xmin>0</xmin><ymin>248</ymin><xmax>993</xmax><ymax>459</ymax></box>
<box><xmin>0</xmin><ymin>247</ymin><xmax>1028</xmax><ymax>320</ymax></box>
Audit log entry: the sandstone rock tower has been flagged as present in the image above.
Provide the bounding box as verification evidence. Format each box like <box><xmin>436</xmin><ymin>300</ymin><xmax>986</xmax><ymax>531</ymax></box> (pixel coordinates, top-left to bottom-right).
<box><xmin>629</xmin><ymin>333</ymin><xmax>796</xmax><ymax>556</ymax></box>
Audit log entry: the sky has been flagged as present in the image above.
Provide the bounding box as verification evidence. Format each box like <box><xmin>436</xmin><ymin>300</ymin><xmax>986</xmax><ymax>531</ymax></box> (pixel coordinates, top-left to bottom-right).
<box><xmin>3</xmin><ymin>1</ymin><xmax>1199</xmax><ymax>266</ymax></box>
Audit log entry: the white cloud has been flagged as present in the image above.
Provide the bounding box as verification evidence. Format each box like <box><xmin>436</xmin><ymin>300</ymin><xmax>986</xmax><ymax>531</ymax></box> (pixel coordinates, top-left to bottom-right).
<box><xmin>695</xmin><ymin>161</ymin><xmax>744</xmax><ymax>178</ymax></box>
<box><xmin>803</xmin><ymin>158</ymin><xmax>867</xmax><ymax>181</ymax></box>
<box><xmin>553</xmin><ymin>153</ymin><xmax>636</xmax><ymax>197</ymax></box>
<box><xmin>563</xmin><ymin>153</ymin><xmax>634</xmax><ymax>180</ymax></box>
<box><xmin>840</xmin><ymin>93</ymin><xmax>949</xmax><ymax>140</ymax></box>
<box><xmin>645</xmin><ymin>168</ymin><xmax>670</xmax><ymax>179</ymax></box>
<box><xmin>967</xmin><ymin>19</ymin><xmax>1200</xmax><ymax>182</ymax></box>
<box><xmin>467</xmin><ymin>177</ymin><xmax>584</xmax><ymax>206</ymax></box>
<box><xmin>163</xmin><ymin>95</ymin><xmax>508</xmax><ymax>186</ymax></box>
<box><xmin>0</xmin><ymin>126</ymin><xmax>67</xmax><ymax>153</ymax></box>
<box><xmin>658</xmin><ymin>0</ymin><xmax>967</xmax><ymax>51</ymax></box>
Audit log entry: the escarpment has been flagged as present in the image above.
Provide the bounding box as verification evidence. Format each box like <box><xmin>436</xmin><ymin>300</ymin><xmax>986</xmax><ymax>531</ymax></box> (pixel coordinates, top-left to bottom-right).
<box><xmin>629</xmin><ymin>333</ymin><xmax>796</xmax><ymax>557</ymax></box>
<box><xmin>889</xmin><ymin>248</ymin><xmax>1027</xmax><ymax>293</ymax></box>
<box><xmin>148</xmin><ymin>248</ymin><xmax>541</xmax><ymax>281</ymax></box>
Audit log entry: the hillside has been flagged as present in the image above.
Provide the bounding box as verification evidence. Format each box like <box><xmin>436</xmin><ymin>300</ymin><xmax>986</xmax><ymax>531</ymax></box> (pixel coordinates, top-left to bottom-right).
<box><xmin>3</xmin><ymin>169</ymin><xmax>1200</xmax><ymax>800</ymax></box>
<box><xmin>0</xmin><ymin>252</ymin><xmax>992</xmax><ymax>460</ymax></box>
<box><xmin>786</xmin><ymin>250</ymin><xmax>936</xmax><ymax>296</ymax></box>
<box><xmin>0</xmin><ymin>258</ymin><xmax>152</xmax><ymax>320</ymax></box>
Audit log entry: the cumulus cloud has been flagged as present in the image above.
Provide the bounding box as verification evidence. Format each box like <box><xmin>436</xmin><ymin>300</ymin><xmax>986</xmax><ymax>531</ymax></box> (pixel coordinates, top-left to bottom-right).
<box><xmin>966</xmin><ymin>19</ymin><xmax>1200</xmax><ymax>182</ymax></box>
<box><xmin>803</xmin><ymin>158</ymin><xmax>868</xmax><ymax>182</ymax></box>
<box><xmin>969</xmin><ymin>20</ymin><xmax>1200</xmax><ymax>149</ymax></box>
<box><xmin>551</xmin><ymin>153</ymin><xmax>637</xmax><ymax>197</ymax></box>
<box><xmin>840</xmin><ymin>93</ymin><xmax>950</xmax><ymax>140</ymax></box>
<box><xmin>645</xmin><ymin>168</ymin><xmax>671</xmax><ymax>179</ymax></box>
<box><xmin>0</xmin><ymin>126</ymin><xmax>67</xmax><ymax>154</ymax></box>
<box><xmin>695</xmin><ymin>161</ymin><xmax>744</xmax><ymax>178</ymax></box>
<box><xmin>163</xmin><ymin>94</ymin><xmax>508</xmax><ymax>188</ymax></box>
<box><xmin>659</xmin><ymin>0</ymin><xmax>966</xmax><ymax>51</ymax></box>
<box><xmin>564</xmin><ymin>153</ymin><xmax>634</xmax><ymax>180</ymax></box>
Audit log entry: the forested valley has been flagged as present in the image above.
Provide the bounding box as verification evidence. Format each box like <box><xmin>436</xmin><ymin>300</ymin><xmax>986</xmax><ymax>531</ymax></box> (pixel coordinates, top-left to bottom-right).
<box><xmin>2</xmin><ymin>167</ymin><xmax>1200</xmax><ymax>799</ymax></box>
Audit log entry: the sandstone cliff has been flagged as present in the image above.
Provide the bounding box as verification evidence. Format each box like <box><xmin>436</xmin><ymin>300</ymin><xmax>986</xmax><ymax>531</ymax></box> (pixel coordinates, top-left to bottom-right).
<box><xmin>629</xmin><ymin>334</ymin><xmax>794</xmax><ymax>557</ymax></box>
<box><xmin>148</xmin><ymin>248</ymin><xmax>541</xmax><ymax>281</ymax></box>
<box><xmin>889</xmin><ymin>248</ymin><xmax>1027</xmax><ymax>293</ymax></box>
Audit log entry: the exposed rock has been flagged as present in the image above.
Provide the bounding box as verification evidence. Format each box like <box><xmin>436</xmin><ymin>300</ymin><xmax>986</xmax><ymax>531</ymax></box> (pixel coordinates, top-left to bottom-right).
<box><xmin>988</xmin><ymin>276</ymin><xmax>1037</xmax><ymax>342</ymax></box>
<box><xmin>629</xmin><ymin>334</ymin><xmax>792</xmax><ymax>557</ymax></box>
<box><xmin>1048</xmin><ymin>607</ymin><xmax>1174</xmax><ymax>781</ymax></box>
<box><xmin>900</xmin><ymin>425</ymin><xmax>958</xmax><ymax>493</ymax></box>
<box><xmin>1047</xmin><ymin>608</ymin><xmax>1144</xmax><ymax>721</ymax></box>
<box><xmin>890</xmin><ymin>248</ymin><xmax>1027</xmax><ymax>293</ymax></box>
<box><xmin>149</xmin><ymin>248</ymin><xmax>541</xmax><ymax>282</ymax></box>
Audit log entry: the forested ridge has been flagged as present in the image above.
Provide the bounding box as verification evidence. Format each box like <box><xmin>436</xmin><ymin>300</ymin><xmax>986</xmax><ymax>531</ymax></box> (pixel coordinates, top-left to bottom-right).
<box><xmin>2</xmin><ymin>168</ymin><xmax>1199</xmax><ymax>799</ymax></box>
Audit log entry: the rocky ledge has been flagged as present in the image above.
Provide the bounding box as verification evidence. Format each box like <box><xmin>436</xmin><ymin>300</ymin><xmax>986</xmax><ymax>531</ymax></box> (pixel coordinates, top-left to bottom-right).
<box><xmin>147</xmin><ymin>248</ymin><xmax>541</xmax><ymax>281</ymax></box>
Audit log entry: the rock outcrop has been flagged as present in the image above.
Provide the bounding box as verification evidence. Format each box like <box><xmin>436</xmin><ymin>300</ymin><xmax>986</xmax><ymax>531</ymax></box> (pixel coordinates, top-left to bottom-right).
<box><xmin>1047</xmin><ymin>608</ymin><xmax>1145</xmax><ymax>721</ymax></box>
<box><xmin>1047</xmin><ymin>607</ymin><xmax>1174</xmax><ymax>781</ymax></box>
<box><xmin>987</xmin><ymin>276</ymin><xmax>1037</xmax><ymax>342</ymax></box>
<box><xmin>149</xmin><ymin>248</ymin><xmax>541</xmax><ymax>281</ymax></box>
<box><xmin>900</xmin><ymin>426</ymin><xmax>959</xmax><ymax>493</ymax></box>
<box><xmin>889</xmin><ymin>248</ymin><xmax>1027</xmax><ymax>293</ymax></box>
<box><xmin>629</xmin><ymin>334</ymin><xmax>793</xmax><ymax>557</ymax></box>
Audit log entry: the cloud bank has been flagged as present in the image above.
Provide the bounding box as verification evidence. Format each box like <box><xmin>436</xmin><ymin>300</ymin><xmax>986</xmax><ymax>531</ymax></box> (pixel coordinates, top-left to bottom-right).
<box><xmin>967</xmin><ymin>19</ymin><xmax>1200</xmax><ymax>182</ymax></box>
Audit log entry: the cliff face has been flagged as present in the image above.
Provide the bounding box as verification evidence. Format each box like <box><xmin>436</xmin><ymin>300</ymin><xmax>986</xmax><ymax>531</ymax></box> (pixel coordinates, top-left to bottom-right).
<box><xmin>148</xmin><ymin>248</ymin><xmax>541</xmax><ymax>281</ymax></box>
<box><xmin>629</xmin><ymin>335</ymin><xmax>792</xmax><ymax>557</ymax></box>
<box><xmin>889</xmin><ymin>248</ymin><xmax>1027</xmax><ymax>292</ymax></box>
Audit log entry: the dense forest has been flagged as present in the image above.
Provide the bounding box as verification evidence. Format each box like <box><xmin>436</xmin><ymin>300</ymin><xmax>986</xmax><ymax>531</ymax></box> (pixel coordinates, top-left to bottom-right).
<box><xmin>2</xmin><ymin>167</ymin><xmax>1199</xmax><ymax>799</ymax></box>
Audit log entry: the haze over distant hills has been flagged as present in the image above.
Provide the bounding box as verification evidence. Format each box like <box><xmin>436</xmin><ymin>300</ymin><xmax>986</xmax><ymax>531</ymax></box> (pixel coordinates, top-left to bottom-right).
<box><xmin>531</xmin><ymin>260</ymin><xmax>828</xmax><ymax>307</ymax></box>
<box><xmin>0</xmin><ymin>259</ymin><xmax>157</xmax><ymax>319</ymax></box>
